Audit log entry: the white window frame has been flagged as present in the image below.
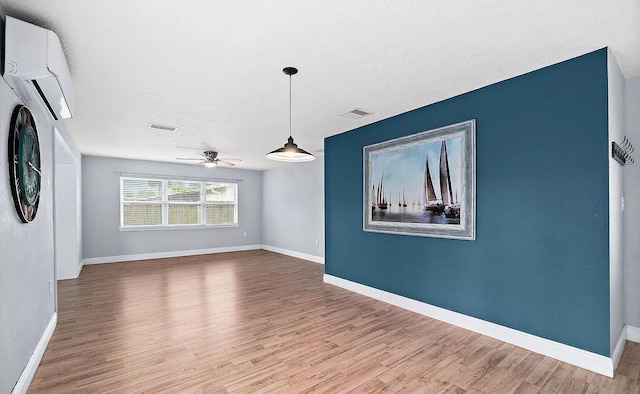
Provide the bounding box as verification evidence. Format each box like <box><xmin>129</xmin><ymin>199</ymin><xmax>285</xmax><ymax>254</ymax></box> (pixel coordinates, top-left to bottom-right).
<box><xmin>120</xmin><ymin>176</ymin><xmax>239</xmax><ymax>230</ymax></box>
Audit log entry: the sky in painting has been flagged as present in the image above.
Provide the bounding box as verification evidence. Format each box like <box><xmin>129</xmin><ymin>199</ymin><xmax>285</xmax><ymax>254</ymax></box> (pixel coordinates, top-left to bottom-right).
<box><xmin>370</xmin><ymin>136</ymin><xmax>462</xmax><ymax>206</ymax></box>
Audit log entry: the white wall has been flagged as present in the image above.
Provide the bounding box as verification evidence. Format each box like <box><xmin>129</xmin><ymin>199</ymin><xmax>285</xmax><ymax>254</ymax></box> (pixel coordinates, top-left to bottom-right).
<box><xmin>624</xmin><ymin>76</ymin><xmax>640</xmax><ymax>328</ymax></box>
<box><xmin>0</xmin><ymin>77</ymin><xmax>56</xmax><ymax>392</ymax></box>
<box><xmin>262</xmin><ymin>157</ymin><xmax>324</xmax><ymax>260</ymax></box>
<box><xmin>54</xmin><ymin>125</ymin><xmax>82</xmax><ymax>280</ymax></box>
<box><xmin>608</xmin><ymin>51</ymin><xmax>625</xmax><ymax>355</ymax></box>
<box><xmin>82</xmin><ymin>156</ymin><xmax>262</xmax><ymax>261</ymax></box>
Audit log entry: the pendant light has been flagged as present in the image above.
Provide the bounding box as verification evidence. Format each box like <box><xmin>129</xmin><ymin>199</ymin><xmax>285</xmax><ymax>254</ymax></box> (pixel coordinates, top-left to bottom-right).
<box><xmin>266</xmin><ymin>67</ymin><xmax>315</xmax><ymax>162</ymax></box>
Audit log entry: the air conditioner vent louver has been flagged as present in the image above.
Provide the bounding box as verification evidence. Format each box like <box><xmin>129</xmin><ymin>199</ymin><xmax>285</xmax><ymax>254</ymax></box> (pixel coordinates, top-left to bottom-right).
<box><xmin>148</xmin><ymin>123</ymin><xmax>178</xmax><ymax>132</ymax></box>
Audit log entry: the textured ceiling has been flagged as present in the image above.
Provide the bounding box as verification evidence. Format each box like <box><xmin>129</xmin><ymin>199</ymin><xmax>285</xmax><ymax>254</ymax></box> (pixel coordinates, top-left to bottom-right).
<box><xmin>2</xmin><ymin>0</ymin><xmax>640</xmax><ymax>170</ymax></box>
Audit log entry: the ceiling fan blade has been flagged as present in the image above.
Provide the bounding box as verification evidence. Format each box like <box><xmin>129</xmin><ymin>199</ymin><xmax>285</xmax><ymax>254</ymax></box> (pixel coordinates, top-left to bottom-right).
<box><xmin>218</xmin><ymin>157</ymin><xmax>242</xmax><ymax>163</ymax></box>
<box><xmin>176</xmin><ymin>157</ymin><xmax>203</xmax><ymax>161</ymax></box>
<box><xmin>217</xmin><ymin>160</ymin><xmax>236</xmax><ymax>167</ymax></box>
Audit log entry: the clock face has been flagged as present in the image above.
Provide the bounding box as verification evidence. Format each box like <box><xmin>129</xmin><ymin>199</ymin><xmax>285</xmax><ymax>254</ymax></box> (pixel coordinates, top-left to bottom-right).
<box><xmin>8</xmin><ymin>105</ymin><xmax>41</xmax><ymax>223</ymax></box>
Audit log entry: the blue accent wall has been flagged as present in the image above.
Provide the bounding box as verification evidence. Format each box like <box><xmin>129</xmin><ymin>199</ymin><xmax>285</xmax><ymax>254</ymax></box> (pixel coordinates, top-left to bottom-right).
<box><xmin>324</xmin><ymin>49</ymin><xmax>610</xmax><ymax>356</ymax></box>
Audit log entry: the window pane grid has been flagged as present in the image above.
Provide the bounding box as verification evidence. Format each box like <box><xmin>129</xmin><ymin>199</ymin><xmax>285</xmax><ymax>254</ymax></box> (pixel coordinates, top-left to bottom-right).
<box><xmin>122</xmin><ymin>178</ymin><xmax>163</xmax><ymax>202</ymax></box>
<box><xmin>168</xmin><ymin>180</ymin><xmax>202</xmax><ymax>203</ymax></box>
<box><xmin>169</xmin><ymin>204</ymin><xmax>201</xmax><ymax>225</ymax></box>
<box><xmin>123</xmin><ymin>203</ymin><xmax>162</xmax><ymax>226</ymax></box>
<box><xmin>205</xmin><ymin>182</ymin><xmax>237</xmax><ymax>224</ymax></box>
<box><xmin>121</xmin><ymin>177</ymin><xmax>238</xmax><ymax>228</ymax></box>
<box><xmin>206</xmin><ymin>204</ymin><xmax>236</xmax><ymax>225</ymax></box>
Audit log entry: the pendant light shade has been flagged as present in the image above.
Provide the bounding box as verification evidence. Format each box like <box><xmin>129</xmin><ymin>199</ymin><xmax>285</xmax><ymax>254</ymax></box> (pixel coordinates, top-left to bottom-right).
<box><xmin>266</xmin><ymin>136</ymin><xmax>315</xmax><ymax>162</ymax></box>
<box><xmin>266</xmin><ymin>67</ymin><xmax>315</xmax><ymax>162</ymax></box>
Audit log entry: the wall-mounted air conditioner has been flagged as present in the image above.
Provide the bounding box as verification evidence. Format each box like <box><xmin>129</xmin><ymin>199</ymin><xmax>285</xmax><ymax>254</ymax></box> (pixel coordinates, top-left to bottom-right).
<box><xmin>3</xmin><ymin>16</ymin><xmax>73</xmax><ymax>122</ymax></box>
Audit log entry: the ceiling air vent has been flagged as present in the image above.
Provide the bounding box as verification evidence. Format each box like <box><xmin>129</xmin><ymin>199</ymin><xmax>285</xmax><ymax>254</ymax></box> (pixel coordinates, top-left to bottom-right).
<box><xmin>147</xmin><ymin>123</ymin><xmax>178</xmax><ymax>132</ymax></box>
<box><xmin>341</xmin><ymin>108</ymin><xmax>371</xmax><ymax>118</ymax></box>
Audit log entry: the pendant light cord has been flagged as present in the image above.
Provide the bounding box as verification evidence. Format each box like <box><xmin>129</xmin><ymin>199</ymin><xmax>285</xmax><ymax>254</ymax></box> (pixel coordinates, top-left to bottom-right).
<box><xmin>289</xmin><ymin>74</ymin><xmax>292</xmax><ymax>138</ymax></box>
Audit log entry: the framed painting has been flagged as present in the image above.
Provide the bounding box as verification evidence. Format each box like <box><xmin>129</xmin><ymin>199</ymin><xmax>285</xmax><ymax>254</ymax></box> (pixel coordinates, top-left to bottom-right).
<box><xmin>363</xmin><ymin>120</ymin><xmax>476</xmax><ymax>240</ymax></box>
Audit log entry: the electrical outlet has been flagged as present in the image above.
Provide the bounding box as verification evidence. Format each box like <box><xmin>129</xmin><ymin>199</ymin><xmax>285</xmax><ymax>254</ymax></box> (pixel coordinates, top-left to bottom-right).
<box><xmin>49</xmin><ymin>279</ymin><xmax>53</xmax><ymax>294</ymax></box>
<box><xmin>315</xmin><ymin>239</ymin><xmax>319</xmax><ymax>246</ymax></box>
<box><xmin>243</xmin><ymin>232</ymin><xmax>247</xmax><ymax>237</ymax></box>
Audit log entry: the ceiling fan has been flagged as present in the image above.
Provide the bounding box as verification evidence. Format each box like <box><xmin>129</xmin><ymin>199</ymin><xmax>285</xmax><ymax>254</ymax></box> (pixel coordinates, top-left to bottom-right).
<box><xmin>176</xmin><ymin>151</ymin><xmax>241</xmax><ymax>167</ymax></box>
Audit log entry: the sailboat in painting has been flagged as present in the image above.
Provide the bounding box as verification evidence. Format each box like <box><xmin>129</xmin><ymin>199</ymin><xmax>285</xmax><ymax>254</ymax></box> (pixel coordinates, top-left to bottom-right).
<box><xmin>440</xmin><ymin>141</ymin><xmax>461</xmax><ymax>219</ymax></box>
<box><xmin>423</xmin><ymin>155</ymin><xmax>444</xmax><ymax>212</ymax></box>
<box><xmin>377</xmin><ymin>173</ymin><xmax>388</xmax><ymax>210</ymax></box>
<box><xmin>423</xmin><ymin>140</ymin><xmax>461</xmax><ymax>218</ymax></box>
<box><xmin>371</xmin><ymin>185</ymin><xmax>376</xmax><ymax>211</ymax></box>
<box><xmin>445</xmin><ymin>189</ymin><xmax>461</xmax><ymax>219</ymax></box>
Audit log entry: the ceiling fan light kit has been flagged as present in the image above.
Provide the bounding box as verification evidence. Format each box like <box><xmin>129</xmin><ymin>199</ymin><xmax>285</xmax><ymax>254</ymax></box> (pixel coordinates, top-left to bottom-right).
<box><xmin>266</xmin><ymin>67</ymin><xmax>315</xmax><ymax>163</ymax></box>
<box><xmin>176</xmin><ymin>151</ymin><xmax>241</xmax><ymax>167</ymax></box>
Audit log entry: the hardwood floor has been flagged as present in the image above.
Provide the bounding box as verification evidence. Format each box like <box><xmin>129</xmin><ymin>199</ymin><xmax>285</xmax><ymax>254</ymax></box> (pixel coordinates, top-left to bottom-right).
<box><xmin>30</xmin><ymin>250</ymin><xmax>640</xmax><ymax>393</ymax></box>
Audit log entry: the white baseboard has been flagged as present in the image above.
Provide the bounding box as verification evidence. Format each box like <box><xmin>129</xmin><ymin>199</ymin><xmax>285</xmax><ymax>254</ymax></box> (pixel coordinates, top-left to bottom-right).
<box><xmin>76</xmin><ymin>258</ymin><xmax>84</xmax><ymax>277</ymax></box>
<box><xmin>323</xmin><ymin>274</ymin><xmax>614</xmax><ymax>377</ymax></box>
<box><xmin>627</xmin><ymin>325</ymin><xmax>640</xmax><ymax>343</ymax></box>
<box><xmin>612</xmin><ymin>326</ymin><xmax>627</xmax><ymax>370</ymax></box>
<box><xmin>82</xmin><ymin>244</ymin><xmax>262</xmax><ymax>265</ymax></box>
<box><xmin>261</xmin><ymin>245</ymin><xmax>324</xmax><ymax>264</ymax></box>
<box><xmin>12</xmin><ymin>313</ymin><xmax>57</xmax><ymax>394</ymax></box>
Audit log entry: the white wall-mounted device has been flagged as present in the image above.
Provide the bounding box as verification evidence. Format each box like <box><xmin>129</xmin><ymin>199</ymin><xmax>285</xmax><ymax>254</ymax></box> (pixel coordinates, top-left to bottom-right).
<box><xmin>3</xmin><ymin>16</ymin><xmax>73</xmax><ymax>122</ymax></box>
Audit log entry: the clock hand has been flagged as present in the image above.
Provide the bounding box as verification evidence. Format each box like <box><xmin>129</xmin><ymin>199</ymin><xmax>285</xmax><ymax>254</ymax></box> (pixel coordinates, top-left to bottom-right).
<box><xmin>28</xmin><ymin>162</ymin><xmax>42</xmax><ymax>176</ymax></box>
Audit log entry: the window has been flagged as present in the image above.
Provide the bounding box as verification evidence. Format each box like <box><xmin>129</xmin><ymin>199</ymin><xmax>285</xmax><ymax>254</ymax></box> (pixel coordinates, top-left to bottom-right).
<box><xmin>121</xmin><ymin>176</ymin><xmax>238</xmax><ymax>229</ymax></box>
<box><xmin>121</xmin><ymin>178</ymin><xmax>163</xmax><ymax>226</ymax></box>
<box><xmin>168</xmin><ymin>180</ymin><xmax>201</xmax><ymax>225</ymax></box>
<box><xmin>205</xmin><ymin>182</ymin><xmax>236</xmax><ymax>225</ymax></box>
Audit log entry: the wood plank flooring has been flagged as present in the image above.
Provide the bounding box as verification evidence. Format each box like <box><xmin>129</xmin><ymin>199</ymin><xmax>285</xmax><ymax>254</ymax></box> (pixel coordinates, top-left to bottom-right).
<box><xmin>29</xmin><ymin>250</ymin><xmax>640</xmax><ymax>393</ymax></box>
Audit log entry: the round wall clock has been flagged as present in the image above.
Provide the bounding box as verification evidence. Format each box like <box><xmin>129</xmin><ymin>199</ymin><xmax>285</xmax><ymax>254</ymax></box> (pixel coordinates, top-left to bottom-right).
<box><xmin>8</xmin><ymin>105</ymin><xmax>41</xmax><ymax>223</ymax></box>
